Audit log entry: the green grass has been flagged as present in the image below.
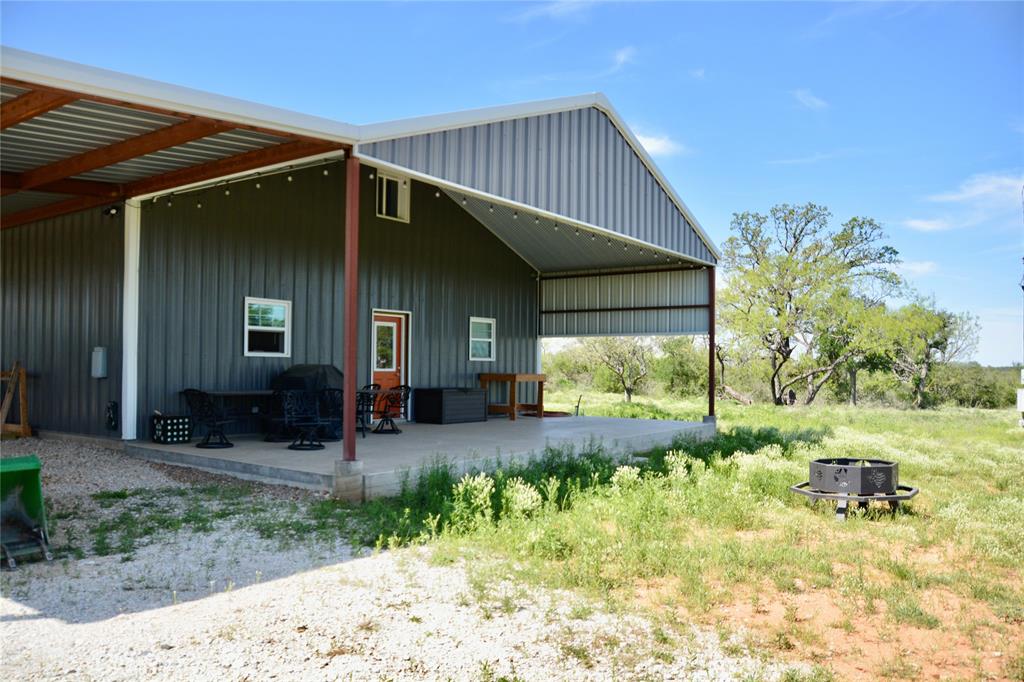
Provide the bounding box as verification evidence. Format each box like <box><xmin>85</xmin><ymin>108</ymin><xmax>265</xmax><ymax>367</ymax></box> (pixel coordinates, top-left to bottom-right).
<box><xmin>346</xmin><ymin>389</ymin><xmax>1023</xmax><ymax>676</ymax></box>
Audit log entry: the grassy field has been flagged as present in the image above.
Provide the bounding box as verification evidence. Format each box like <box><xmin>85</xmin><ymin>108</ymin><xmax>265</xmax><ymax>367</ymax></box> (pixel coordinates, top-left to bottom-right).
<box><xmin>366</xmin><ymin>390</ymin><xmax>1023</xmax><ymax>680</ymax></box>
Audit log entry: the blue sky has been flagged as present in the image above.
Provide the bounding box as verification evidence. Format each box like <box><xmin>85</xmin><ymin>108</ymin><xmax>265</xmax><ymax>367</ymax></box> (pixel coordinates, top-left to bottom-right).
<box><xmin>3</xmin><ymin>1</ymin><xmax>1022</xmax><ymax>365</ymax></box>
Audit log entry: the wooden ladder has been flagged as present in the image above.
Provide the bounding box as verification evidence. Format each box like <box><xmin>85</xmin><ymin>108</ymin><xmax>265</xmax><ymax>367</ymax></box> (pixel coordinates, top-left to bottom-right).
<box><xmin>0</xmin><ymin>361</ymin><xmax>31</xmax><ymax>437</ymax></box>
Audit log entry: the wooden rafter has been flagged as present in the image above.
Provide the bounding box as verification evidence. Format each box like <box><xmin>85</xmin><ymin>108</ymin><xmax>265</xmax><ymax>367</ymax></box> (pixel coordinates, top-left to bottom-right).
<box><xmin>15</xmin><ymin>118</ymin><xmax>233</xmax><ymax>192</ymax></box>
<box><xmin>0</xmin><ymin>171</ymin><xmax>121</xmax><ymax>198</ymax></box>
<box><xmin>1</xmin><ymin>139</ymin><xmax>346</xmax><ymax>229</ymax></box>
<box><xmin>124</xmin><ymin>139</ymin><xmax>343</xmax><ymax>196</ymax></box>
<box><xmin>0</xmin><ymin>76</ymin><xmax>332</xmax><ymax>145</ymax></box>
<box><xmin>0</xmin><ymin>89</ymin><xmax>74</xmax><ymax>130</ymax></box>
<box><xmin>0</xmin><ymin>195</ymin><xmax>115</xmax><ymax>230</ymax></box>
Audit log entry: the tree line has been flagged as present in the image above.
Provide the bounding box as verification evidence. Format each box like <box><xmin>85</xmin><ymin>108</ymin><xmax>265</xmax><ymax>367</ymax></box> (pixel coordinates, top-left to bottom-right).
<box><xmin>544</xmin><ymin>203</ymin><xmax>1018</xmax><ymax>410</ymax></box>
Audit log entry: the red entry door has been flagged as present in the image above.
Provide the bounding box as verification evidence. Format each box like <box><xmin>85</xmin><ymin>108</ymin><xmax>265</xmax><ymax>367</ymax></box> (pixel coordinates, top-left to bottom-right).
<box><xmin>372</xmin><ymin>313</ymin><xmax>405</xmax><ymax>395</ymax></box>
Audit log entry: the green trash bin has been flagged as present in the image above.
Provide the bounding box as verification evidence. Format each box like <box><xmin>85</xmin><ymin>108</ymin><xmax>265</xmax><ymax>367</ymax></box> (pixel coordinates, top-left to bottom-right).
<box><xmin>1</xmin><ymin>455</ymin><xmax>53</xmax><ymax>568</ymax></box>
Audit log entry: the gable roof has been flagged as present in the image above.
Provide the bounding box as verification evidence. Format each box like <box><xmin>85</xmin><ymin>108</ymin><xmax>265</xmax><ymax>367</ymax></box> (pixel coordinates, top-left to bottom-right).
<box><xmin>358</xmin><ymin>93</ymin><xmax>718</xmax><ymax>261</ymax></box>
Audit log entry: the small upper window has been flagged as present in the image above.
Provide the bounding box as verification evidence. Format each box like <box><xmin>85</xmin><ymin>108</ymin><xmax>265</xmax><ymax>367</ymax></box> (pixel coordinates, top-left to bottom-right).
<box><xmin>469</xmin><ymin>317</ymin><xmax>495</xmax><ymax>362</ymax></box>
<box><xmin>376</xmin><ymin>171</ymin><xmax>410</xmax><ymax>222</ymax></box>
<box><xmin>245</xmin><ymin>297</ymin><xmax>291</xmax><ymax>357</ymax></box>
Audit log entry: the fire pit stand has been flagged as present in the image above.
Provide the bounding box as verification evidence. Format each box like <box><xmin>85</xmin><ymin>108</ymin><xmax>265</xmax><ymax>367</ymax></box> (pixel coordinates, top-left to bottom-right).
<box><xmin>790</xmin><ymin>458</ymin><xmax>918</xmax><ymax>521</ymax></box>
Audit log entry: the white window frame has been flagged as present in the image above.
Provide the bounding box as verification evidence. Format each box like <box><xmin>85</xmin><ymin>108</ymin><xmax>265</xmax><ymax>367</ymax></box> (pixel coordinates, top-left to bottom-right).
<box><xmin>244</xmin><ymin>296</ymin><xmax>292</xmax><ymax>357</ymax></box>
<box><xmin>375</xmin><ymin>170</ymin><xmax>411</xmax><ymax>223</ymax></box>
<box><xmin>469</xmin><ymin>316</ymin><xmax>496</xmax><ymax>362</ymax></box>
<box><xmin>373</xmin><ymin>320</ymin><xmax>398</xmax><ymax>371</ymax></box>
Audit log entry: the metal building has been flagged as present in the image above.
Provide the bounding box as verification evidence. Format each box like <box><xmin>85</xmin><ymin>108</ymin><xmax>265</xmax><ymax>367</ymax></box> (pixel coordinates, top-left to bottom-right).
<box><xmin>1</xmin><ymin>47</ymin><xmax>719</xmax><ymax>472</ymax></box>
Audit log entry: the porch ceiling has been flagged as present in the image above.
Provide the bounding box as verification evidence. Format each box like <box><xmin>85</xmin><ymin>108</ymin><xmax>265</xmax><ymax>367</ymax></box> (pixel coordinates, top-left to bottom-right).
<box><xmin>1</xmin><ymin>50</ymin><xmax>353</xmax><ymax>228</ymax></box>
<box><xmin>444</xmin><ymin>188</ymin><xmax>699</xmax><ymax>274</ymax></box>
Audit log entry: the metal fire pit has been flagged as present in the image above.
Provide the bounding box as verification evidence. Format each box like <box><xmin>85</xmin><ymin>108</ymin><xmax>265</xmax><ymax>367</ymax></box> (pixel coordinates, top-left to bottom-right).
<box><xmin>790</xmin><ymin>457</ymin><xmax>918</xmax><ymax>521</ymax></box>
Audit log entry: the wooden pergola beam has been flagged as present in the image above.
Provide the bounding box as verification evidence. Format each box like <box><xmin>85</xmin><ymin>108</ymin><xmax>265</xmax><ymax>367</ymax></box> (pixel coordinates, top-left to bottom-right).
<box><xmin>2</xmin><ymin>139</ymin><xmax>346</xmax><ymax>229</ymax></box>
<box><xmin>0</xmin><ymin>171</ymin><xmax>121</xmax><ymax>198</ymax></box>
<box><xmin>0</xmin><ymin>89</ymin><xmax>74</xmax><ymax>130</ymax></box>
<box><xmin>0</xmin><ymin>76</ymin><xmax>334</xmax><ymax>146</ymax></box>
<box><xmin>0</xmin><ymin>195</ymin><xmax>116</xmax><ymax>230</ymax></box>
<box><xmin>17</xmin><ymin>118</ymin><xmax>233</xmax><ymax>192</ymax></box>
<box><xmin>125</xmin><ymin>139</ymin><xmax>344</xmax><ymax>197</ymax></box>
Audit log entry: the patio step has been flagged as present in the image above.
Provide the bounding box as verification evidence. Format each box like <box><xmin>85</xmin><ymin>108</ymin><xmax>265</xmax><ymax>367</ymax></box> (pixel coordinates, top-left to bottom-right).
<box><xmin>125</xmin><ymin>442</ymin><xmax>334</xmax><ymax>491</ymax></box>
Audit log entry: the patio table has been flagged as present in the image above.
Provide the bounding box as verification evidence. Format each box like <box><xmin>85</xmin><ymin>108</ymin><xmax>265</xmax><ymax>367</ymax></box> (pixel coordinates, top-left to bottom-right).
<box><xmin>478</xmin><ymin>373</ymin><xmax>546</xmax><ymax>421</ymax></box>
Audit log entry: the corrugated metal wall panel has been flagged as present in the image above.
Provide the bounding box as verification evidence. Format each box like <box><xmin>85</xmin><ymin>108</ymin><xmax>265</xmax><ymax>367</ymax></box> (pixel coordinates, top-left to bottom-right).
<box><xmin>135</xmin><ymin>162</ymin><xmax>539</xmax><ymax>436</ymax></box>
<box><xmin>540</xmin><ymin>268</ymin><xmax>709</xmax><ymax>336</ymax></box>
<box><xmin>362</xmin><ymin>107</ymin><xmax>715</xmax><ymax>265</ymax></box>
<box><xmin>1</xmin><ymin>206</ymin><xmax>124</xmax><ymax>435</ymax></box>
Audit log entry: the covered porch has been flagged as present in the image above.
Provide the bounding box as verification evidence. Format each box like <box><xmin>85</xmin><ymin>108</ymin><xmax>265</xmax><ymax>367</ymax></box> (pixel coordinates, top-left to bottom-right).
<box><xmin>126</xmin><ymin>415</ymin><xmax>714</xmax><ymax>500</ymax></box>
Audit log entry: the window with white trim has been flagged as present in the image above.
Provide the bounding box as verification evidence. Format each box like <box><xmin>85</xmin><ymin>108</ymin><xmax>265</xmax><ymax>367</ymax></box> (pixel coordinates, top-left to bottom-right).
<box><xmin>244</xmin><ymin>297</ymin><xmax>291</xmax><ymax>357</ymax></box>
<box><xmin>376</xmin><ymin>171</ymin><xmax>410</xmax><ymax>222</ymax></box>
<box><xmin>469</xmin><ymin>317</ymin><xmax>495</xmax><ymax>361</ymax></box>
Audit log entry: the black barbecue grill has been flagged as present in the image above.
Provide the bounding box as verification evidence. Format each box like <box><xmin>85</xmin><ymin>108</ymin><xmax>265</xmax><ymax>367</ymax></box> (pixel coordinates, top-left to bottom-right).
<box><xmin>790</xmin><ymin>457</ymin><xmax>918</xmax><ymax>521</ymax></box>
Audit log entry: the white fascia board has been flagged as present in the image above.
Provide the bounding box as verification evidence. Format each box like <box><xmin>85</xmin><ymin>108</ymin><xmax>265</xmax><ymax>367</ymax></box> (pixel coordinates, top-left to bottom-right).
<box><xmin>589</xmin><ymin>94</ymin><xmax>721</xmax><ymax>261</ymax></box>
<box><xmin>357</xmin><ymin>92</ymin><xmax>720</xmax><ymax>261</ymax></box>
<box><xmin>0</xmin><ymin>47</ymin><xmax>360</xmax><ymax>144</ymax></box>
<box><xmin>356</xmin><ymin>93</ymin><xmax>602</xmax><ymax>143</ymax></box>
<box><xmin>359</xmin><ymin>153</ymin><xmax>716</xmax><ymax>269</ymax></box>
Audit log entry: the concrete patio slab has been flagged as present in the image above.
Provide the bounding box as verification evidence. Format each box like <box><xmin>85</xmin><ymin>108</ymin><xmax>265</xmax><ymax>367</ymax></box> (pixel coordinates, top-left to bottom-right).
<box><xmin>126</xmin><ymin>416</ymin><xmax>714</xmax><ymax>501</ymax></box>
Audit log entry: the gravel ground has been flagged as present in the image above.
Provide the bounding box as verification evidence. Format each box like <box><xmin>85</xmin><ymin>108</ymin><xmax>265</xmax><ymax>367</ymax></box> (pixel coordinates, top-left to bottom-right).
<box><xmin>1</xmin><ymin>437</ymin><xmax>794</xmax><ymax>681</ymax></box>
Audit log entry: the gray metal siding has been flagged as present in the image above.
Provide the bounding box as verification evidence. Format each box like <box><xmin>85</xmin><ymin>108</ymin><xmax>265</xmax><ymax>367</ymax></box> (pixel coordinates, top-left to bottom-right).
<box><xmin>136</xmin><ymin>163</ymin><xmax>346</xmax><ymax>437</ymax></box>
<box><xmin>1</xmin><ymin>206</ymin><xmax>124</xmax><ymax>436</ymax></box>
<box><xmin>136</xmin><ymin>162</ymin><xmax>538</xmax><ymax>436</ymax></box>
<box><xmin>358</xmin><ymin>170</ymin><xmax>539</xmax><ymax>404</ymax></box>
<box><xmin>362</xmin><ymin>107</ymin><xmax>715</xmax><ymax>265</ymax></box>
<box><xmin>541</xmin><ymin>269</ymin><xmax>709</xmax><ymax>337</ymax></box>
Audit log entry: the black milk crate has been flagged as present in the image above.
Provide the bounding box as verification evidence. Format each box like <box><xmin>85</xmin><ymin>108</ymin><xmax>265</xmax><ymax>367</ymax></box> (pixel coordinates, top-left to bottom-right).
<box><xmin>151</xmin><ymin>414</ymin><xmax>193</xmax><ymax>444</ymax></box>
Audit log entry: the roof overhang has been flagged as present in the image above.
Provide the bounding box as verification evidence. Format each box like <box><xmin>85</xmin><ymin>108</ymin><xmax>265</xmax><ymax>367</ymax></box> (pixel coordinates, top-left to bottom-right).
<box><xmin>361</xmin><ymin>153</ymin><xmax>713</xmax><ymax>272</ymax></box>
<box><xmin>1</xmin><ymin>48</ymin><xmax>718</xmax><ymax>264</ymax></box>
<box><xmin>0</xmin><ymin>47</ymin><xmax>353</xmax><ymax>228</ymax></box>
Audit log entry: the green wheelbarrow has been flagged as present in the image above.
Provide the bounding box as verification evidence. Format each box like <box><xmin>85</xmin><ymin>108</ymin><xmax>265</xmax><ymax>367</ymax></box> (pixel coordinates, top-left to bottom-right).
<box><xmin>1</xmin><ymin>455</ymin><xmax>53</xmax><ymax>568</ymax></box>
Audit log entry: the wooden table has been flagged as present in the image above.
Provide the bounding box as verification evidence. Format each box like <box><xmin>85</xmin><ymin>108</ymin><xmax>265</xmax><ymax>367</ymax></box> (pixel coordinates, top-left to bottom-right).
<box><xmin>478</xmin><ymin>373</ymin><xmax>546</xmax><ymax>421</ymax></box>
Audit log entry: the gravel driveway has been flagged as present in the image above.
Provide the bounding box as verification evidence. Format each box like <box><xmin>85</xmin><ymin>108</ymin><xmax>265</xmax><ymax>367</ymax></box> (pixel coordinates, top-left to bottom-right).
<box><xmin>1</xmin><ymin>437</ymin><xmax>793</xmax><ymax>681</ymax></box>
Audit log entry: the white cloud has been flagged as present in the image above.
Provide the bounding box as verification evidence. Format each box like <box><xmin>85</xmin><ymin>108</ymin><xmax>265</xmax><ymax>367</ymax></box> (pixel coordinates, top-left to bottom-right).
<box><xmin>901</xmin><ymin>172</ymin><xmax>1024</xmax><ymax>232</ymax></box>
<box><xmin>609</xmin><ymin>46</ymin><xmax>636</xmax><ymax>73</ymax></box>
<box><xmin>688</xmin><ymin>67</ymin><xmax>705</xmax><ymax>80</ymax></box>
<box><xmin>635</xmin><ymin>133</ymin><xmax>688</xmax><ymax>157</ymax></box>
<box><xmin>894</xmin><ymin>260</ymin><xmax>938</xmax><ymax>277</ymax></box>
<box><xmin>928</xmin><ymin>172</ymin><xmax>1022</xmax><ymax>205</ymax></box>
<box><xmin>509</xmin><ymin>0</ymin><xmax>594</xmax><ymax>23</ymax></box>
<box><xmin>792</xmin><ymin>89</ymin><xmax>828</xmax><ymax>110</ymax></box>
<box><xmin>901</xmin><ymin>218</ymin><xmax>952</xmax><ymax>232</ymax></box>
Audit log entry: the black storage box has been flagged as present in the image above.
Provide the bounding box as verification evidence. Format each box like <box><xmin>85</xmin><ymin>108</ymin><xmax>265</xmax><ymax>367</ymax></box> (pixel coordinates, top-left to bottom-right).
<box><xmin>151</xmin><ymin>414</ymin><xmax>193</xmax><ymax>444</ymax></box>
<box><xmin>413</xmin><ymin>388</ymin><xmax>487</xmax><ymax>424</ymax></box>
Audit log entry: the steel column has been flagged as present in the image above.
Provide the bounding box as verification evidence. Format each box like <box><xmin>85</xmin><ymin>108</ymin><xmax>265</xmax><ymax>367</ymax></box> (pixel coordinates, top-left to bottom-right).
<box><xmin>342</xmin><ymin>154</ymin><xmax>359</xmax><ymax>461</ymax></box>
<box><xmin>707</xmin><ymin>266</ymin><xmax>716</xmax><ymax>418</ymax></box>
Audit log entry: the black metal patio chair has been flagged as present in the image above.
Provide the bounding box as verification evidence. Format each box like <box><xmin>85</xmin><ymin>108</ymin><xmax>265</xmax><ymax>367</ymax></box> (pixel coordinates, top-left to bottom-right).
<box><xmin>356</xmin><ymin>386</ymin><xmax>379</xmax><ymax>438</ymax></box>
<box><xmin>318</xmin><ymin>388</ymin><xmax>343</xmax><ymax>441</ymax></box>
<box><xmin>374</xmin><ymin>385</ymin><xmax>411</xmax><ymax>434</ymax></box>
<box><xmin>279</xmin><ymin>389</ymin><xmax>326</xmax><ymax>451</ymax></box>
<box><xmin>182</xmin><ymin>389</ymin><xmax>234</xmax><ymax>449</ymax></box>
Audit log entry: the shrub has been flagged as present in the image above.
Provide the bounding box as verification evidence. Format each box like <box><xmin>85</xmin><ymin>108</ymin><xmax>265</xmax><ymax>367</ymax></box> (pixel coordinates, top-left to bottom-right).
<box><xmin>500</xmin><ymin>477</ymin><xmax>543</xmax><ymax>519</ymax></box>
<box><xmin>449</xmin><ymin>473</ymin><xmax>495</xmax><ymax>534</ymax></box>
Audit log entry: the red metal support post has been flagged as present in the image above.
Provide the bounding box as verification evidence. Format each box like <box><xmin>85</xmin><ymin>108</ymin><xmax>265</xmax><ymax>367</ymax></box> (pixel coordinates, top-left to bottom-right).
<box><xmin>342</xmin><ymin>153</ymin><xmax>360</xmax><ymax>461</ymax></box>
<box><xmin>707</xmin><ymin>266</ymin><xmax>716</xmax><ymax>419</ymax></box>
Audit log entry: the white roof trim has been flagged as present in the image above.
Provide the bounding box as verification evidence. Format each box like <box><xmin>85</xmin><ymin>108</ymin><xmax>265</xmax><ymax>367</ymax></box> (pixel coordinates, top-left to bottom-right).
<box><xmin>0</xmin><ymin>47</ymin><xmax>360</xmax><ymax>144</ymax></box>
<box><xmin>356</xmin><ymin>93</ymin><xmax>720</xmax><ymax>260</ymax></box>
